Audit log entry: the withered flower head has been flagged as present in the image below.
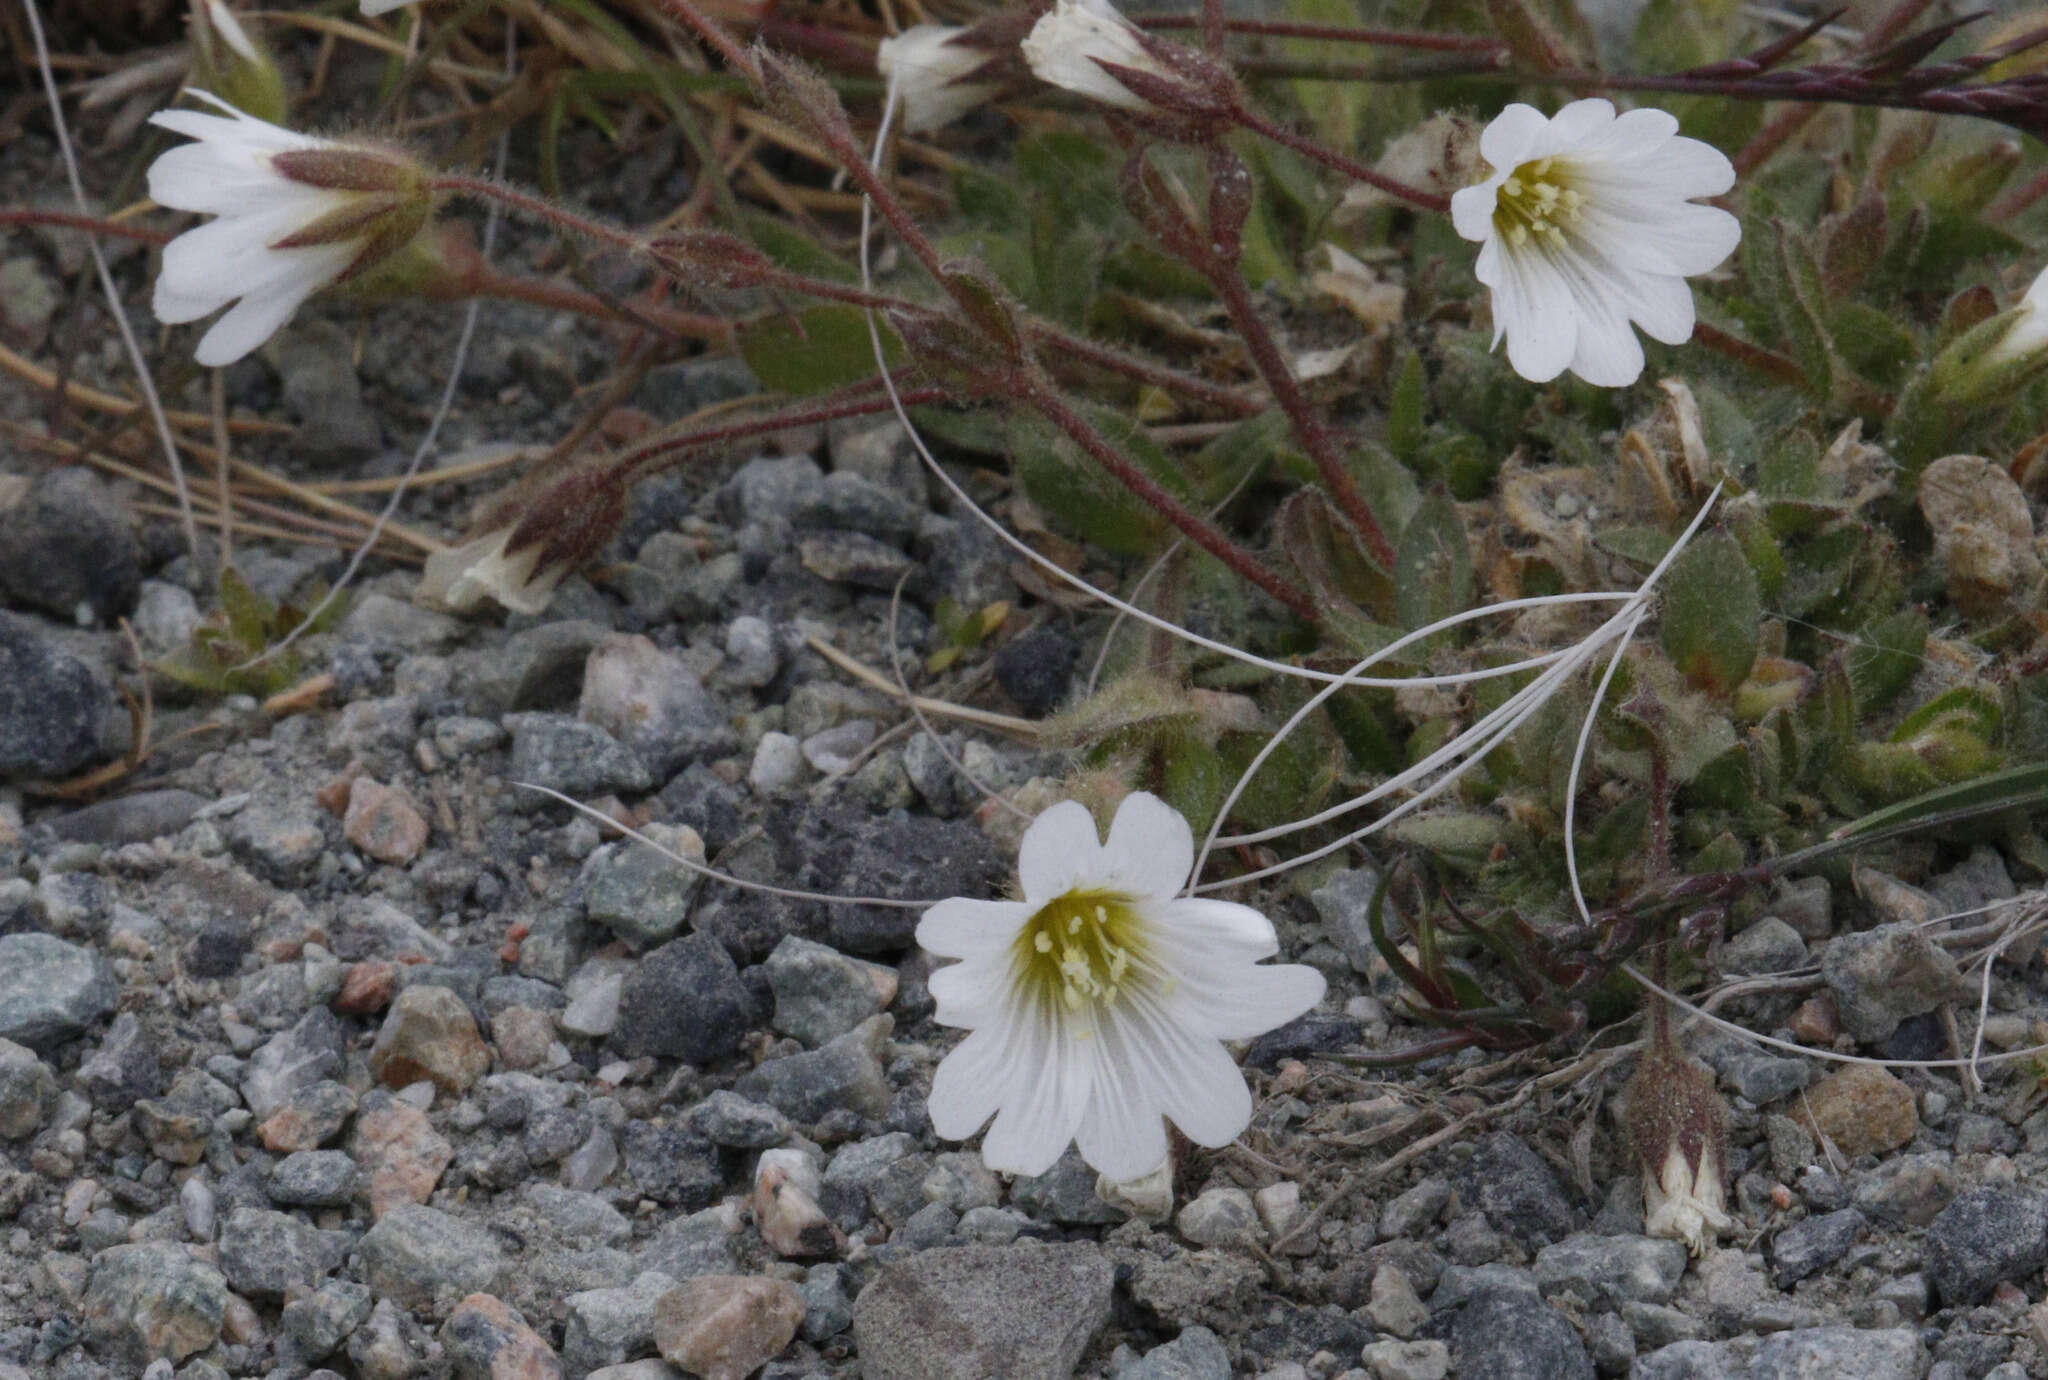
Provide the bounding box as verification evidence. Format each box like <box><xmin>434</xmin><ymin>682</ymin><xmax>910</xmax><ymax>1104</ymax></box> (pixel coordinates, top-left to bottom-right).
<box><xmin>1624</xmin><ymin>1038</ymin><xmax>1733</xmax><ymax>1256</ymax></box>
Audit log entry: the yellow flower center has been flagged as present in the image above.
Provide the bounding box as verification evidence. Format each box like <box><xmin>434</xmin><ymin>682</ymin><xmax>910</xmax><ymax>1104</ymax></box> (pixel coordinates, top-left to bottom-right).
<box><xmin>1014</xmin><ymin>890</ymin><xmax>1146</xmax><ymax>1014</ymax></box>
<box><xmin>1493</xmin><ymin>156</ymin><xmax>1583</xmax><ymax>250</ymax></box>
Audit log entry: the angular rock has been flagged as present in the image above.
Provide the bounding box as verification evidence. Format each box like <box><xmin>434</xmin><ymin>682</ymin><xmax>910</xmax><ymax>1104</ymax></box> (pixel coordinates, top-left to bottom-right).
<box><xmin>1457</xmin><ymin>1133</ymin><xmax>1579</xmax><ymax>1249</ymax></box>
<box><xmin>47</xmin><ymin>789</ymin><xmax>205</xmax><ymax>846</ymax></box>
<box><xmin>369</xmin><ymin>985</ymin><xmax>491</xmax><ymax>1095</ymax></box>
<box><xmin>1768</xmin><ymin>1208</ymin><xmax>1865</xmax><ymax>1288</ymax></box>
<box><xmin>0</xmin><ymin>610</ymin><xmax>116</xmax><ymax>780</ymax></box>
<box><xmin>344</xmin><ymin>778</ymin><xmax>430</xmax><ymax>866</ymax></box>
<box><xmin>225</xmin><ymin>796</ymin><xmax>330</xmax><ymax>885</ymax></box>
<box><xmin>1794</xmin><ymin>1064</ymin><xmax>1918</xmax><ymax>1158</ymax></box>
<box><xmin>733</xmin><ymin>1015</ymin><xmax>892</xmax><ymax>1124</ymax></box>
<box><xmin>257</xmin><ymin>1079</ymin><xmax>357</xmax><ymax>1153</ymax></box>
<box><xmin>852</xmin><ymin>1242</ymin><xmax>1114</xmax><ymax>1380</ymax></box>
<box><xmin>653</xmin><ymin>1275</ymin><xmax>805</xmax><ymax>1380</ymax></box>
<box><xmin>82</xmin><ymin>1242</ymin><xmax>227</xmax><ymax>1365</ymax></box>
<box><xmin>1749</xmin><ymin>1326</ymin><xmax>1924</xmax><ymax>1380</ymax></box>
<box><xmin>992</xmin><ymin>626</ymin><xmax>1078</xmax><ymax>717</ymax></box>
<box><xmin>77</xmin><ymin>1010</ymin><xmax>164</xmax><ymax>1107</ymax></box>
<box><xmin>612</xmin><ymin>935</ymin><xmax>751</xmax><ymax>1063</ymax></box>
<box><xmin>0</xmin><ymin>1037</ymin><xmax>54</xmax><ymax>1139</ymax></box>
<box><xmin>580</xmin><ymin>635</ymin><xmax>737</xmax><ymax>779</ymax></box>
<box><xmin>359</xmin><ymin>1204</ymin><xmax>508</xmax><ymax>1314</ymax></box>
<box><xmin>0</xmin><ymin>931</ymin><xmax>116</xmax><ymax>1051</ymax></box>
<box><xmin>765</xmin><ymin>935</ymin><xmax>897</xmax><ymax>1047</ymax></box>
<box><xmin>218</xmin><ymin>1206</ymin><xmax>347</xmax><ymax>1299</ymax></box>
<box><xmin>1176</xmin><ymin>1187</ymin><xmax>1261</xmax><ymax>1247</ymax></box>
<box><xmin>507</xmin><ymin>713</ymin><xmax>652</xmax><ymax>801</ymax></box>
<box><xmin>1532</xmin><ymin>1233</ymin><xmax>1687</xmax><ymax>1307</ymax></box>
<box><xmin>1821</xmin><ymin>922</ymin><xmax>1962</xmax><ymax>1044</ymax></box>
<box><xmin>280</xmin><ymin>1278</ymin><xmax>373</xmax><ymax>1362</ymax></box>
<box><xmin>1448</xmin><ymin>1289</ymin><xmax>1593</xmax><ymax>1380</ymax></box>
<box><xmin>564</xmin><ymin>1270</ymin><xmax>677</xmax><ymax>1375</ymax></box>
<box><xmin>582</xmin><ymin>824</ymin><xmax>706</xmax><ymax>949</ymax></box>
<box><xmin>1123</xmin><ymin>1325</ymin><xmax>1231</xmax><ymax>1380</ymax></box>
<box><xmin>0</xmin><ymin>467</ymin><xmax>140</xmax><ymax>624</ymax></box>
<box><xmin>270</xmin><ymin>1149</ymin><xmax>359</xmax><ymax>1208</ymax></box>
<box><xmin>354</xmin><ymin>1096</ymin><xmax>455</xmax><ymax>1218</ymax></box>
<box><xmin>1925</xmin><ymin>1187</ymin><xmax>2048</xmax><ymax>1306</ymax></box>
<box><xmin>442</xmin><ymin>1293</ymin><xmax>564</xmax><ymax>1380</ymax></box>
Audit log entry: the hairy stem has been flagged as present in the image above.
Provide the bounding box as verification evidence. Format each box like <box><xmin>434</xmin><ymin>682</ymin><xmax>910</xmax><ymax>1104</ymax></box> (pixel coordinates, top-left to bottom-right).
<box><xmin>614</xmin><ymin>382</ymin><xmax>950</xmax><ymax>480</ymax></box>
<box><xmin>1692</xmin><ymin>322</ymin><xmax>1808</xmax><ymax>388</ymax></box>
<box><xmin>1028</xmin><ymin>387</ymin><xmax>1320</xmax><ymax>623</ymax></box>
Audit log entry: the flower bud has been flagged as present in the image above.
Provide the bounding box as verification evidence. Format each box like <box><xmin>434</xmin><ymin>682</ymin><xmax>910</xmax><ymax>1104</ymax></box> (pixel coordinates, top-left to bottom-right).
<box><xmin>419</xmin><ymin>468</ymin><xmax>626</xmax><ymax>615</ymax></box>
<box><xmin>1624</xmin><ymin>1037</ymin><xmax>1732</xmax><ymax>1256</ymax></box>
<box><xmin>1020</xmin><ymin>0</ymin><xmax>1235</xmax><ymax>128</ymax></box>
<box><xmin>1929</xmin><ymin>264</ymin><xmax>2048</xmax><ymax>405</ymax></box>
<box><xmin>1096</xmin><ymin>1160</ymin><xmax>1174</xmax><ymax>1222</ymax></box>
<box><xmin>187</xmin><ymin>0</ymin><xmax>288</xmax><ymax>125</ymax></box>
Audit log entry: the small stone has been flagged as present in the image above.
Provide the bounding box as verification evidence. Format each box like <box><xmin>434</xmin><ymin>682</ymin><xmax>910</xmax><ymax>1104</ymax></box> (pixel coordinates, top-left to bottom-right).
<box><xmin>612</xmin><ymin>935</ymin><xmax>752</xmax><ymax>1063</ymax></box>
<box><xmin>359</xmin><ymin>1204</ymin><xmax>508</xmax><ymax>1315</ymax></box>
<box><xmin>349</xmin><ymin>1294</ymin><xmax>447</xmax><ymax>1379</ymax></box>
<box><xmin>1748</xmin><ymin>1326</ymin><xmax>1925</xmax><ymax>1380</ymax></box>
<box><xmin>270</xmin><ymin>1149</ymin><xmax>358</xmax><ymax>1208</ymax></box>
<box><xmin>992</xmin><ymin>627</ymin><xmax>1078</xmax><ymax>716</ymax></box>
<box><xmin>370</xmin><ymin>986</ymin><xmax>491</xmax><ymax>1095</ymax></box>
<box><xmin>799</xmin><ymin>531</ymin><xmax>914</xmax><ymax>590</ymax></box>
<box><xmin>765</xmin><ymin>935</ymin><xmax>897</xmax><ymax>1047</ymax></box>
<box><xmin>82</xmin><ymin>1241</ymin><xmax>228</xmax><ymax>1365</ymax></box>
<box><xmin>564</xmin><ymin>1271</ymin><xmax>677</xmax><ymax>1375</ymax></box>
<box><xmin>181</xmin><ymin>1176</ymin><xmax>216</xmax><ymax>1242</ymax></box>
<box><xmin>0</xmin><ymin>468</ymin><xmax>140</xmax><ymax>625</ymax></box>
<box><xmin>922</xmin><ymin>1153</ymin><xmax>1001</xmax><ymax>1214</ymax></box>
<box><xmin>335</xmin><ymin>960</ymin><xmax>401</xmax><ymax>1015</ymax></box>
<box><xmin>1366</xmin><ymin>1264</ymin><xmax>1428</xmax><ymax>1338</ymax></box>
<box><xmin>754</xmin><ymin>1148</ymin><xmax>841</xmax><ymax>1259</ymax></box>
<box><xmin>0</xmin><ymin>1038</ymin><xmax>54</xmax><ymax>1138</ymax></box>
<box><xmin>225</xmin><ymin>796</ymin><xmax>330</xmax><ymax>884</ymax></box>
<box><xmin>1768</xmin><ymin>1209</ymin><xmax>1865</xmax><ymax>1288</ymax></box>
<box><xmin>1009</xmin><ymin>1147</ymin><xmax>1124</xmax><ymax>1225</ymax></box>
<box><xmin>581</xmin><ymin>635</ymin><xmax>737</xmax><ymax>779</ymax></box>
<box><xmin>77</xmin><ymin>1010</ymin><xmax>164</xmax><ymax>1107</ymax></box>
<box><xmin>442</xmin><ymin>1293</ymin><xmax>564</xmax><ymax>1380</ymax></box>
<box><xmin>1821</xmin><ymin>921</ymin><xmax>1962</xmax><ymax>1044</ymax></box>
<box><xmin>1458</xmin><ymin>1133</ymin><xmax>1579</xmax><ymax>1249</ymax></box>
<box><xmin>1177</xmin><ymin>1187</ymin><xmax>1261</xmax><ymax>1247</ymax></box>
<box><xmin>508</xmin><ymin>713</ymin><xmax>653</xmax><ymax>801</ymax></box>
<box><xmin>47</xmin><ymin>788</ymin><xmax>205</xmax><ymax>846</ymax></box>
<box><xmin>1123</xmin><ymin>1325</ymin><xmax>1232</xmax><ymax>1380</ymax></box>
<box><xmin>1853</xmin><ymin>1152</ymin><xmax>1956</xmax><ymax>1226</ymax></box>
<box><xmin>0</xmin><ymin>611</ymin><xmax>116</xmax><ymax>780</ymax></box>
<box><xmin>723</xmin><ymin>616</ymin><xmax>781</xmax><ymax>688</ymax></box>
<box><xmin>688</xmin><ymin>1091</ymin><xmax>791</xmax><ymax>1150</ymax></box>
<box><xmin>1381</xmin><ymin>1178</ymin><xmax>1452</xmax><ymax>1238</ymax></box>
<box><xmin>851</xmin><ymin>1242</ymin><xmax>1114</xmax><ymax>1380</ymax></box>
<box><xmin>1850</xmin><ymin>865</ymin><xmax>1938</xmax><ymax>929</ymax></box>
<box><xmin>492</xmin><ymin>1005</ymin><xmax>559</xmax><ymax>1071</ymax></box>
<box><xmin>1925</xmin><ymin>1186</ymin><xmax>2048</xmax><ymax>1306</ymax></box>
<box><xmin>582</xmin><ymin>824</ymin><xmax>706</xmax><ymax>949</ymax></box>
<box><xmin>1788</xmin><ymin>995</ymin><xmax>1839</xmax><ymax>1046</ymax></box>
<box><xmin>280</xmin><ymin>1279</ymin><xmax>373</xmax><ymax>1361</ymax></box>
<box><xmin>344</xmin><ymin>779</ymin><xmax>430</xmax><ymax>866</ymax></box>
<box><xmin>748</xmin><ymin>732</ymin><xmax>806</xmax><ymax>794</ymax></box>
<box><xmin>1361</xmin><ymin>1339</ymin><xmax>1451</xmax><ymax>1380</ymax></box>
<box><xmin>258</xmin><ymin>1079</ymin><xmax>358</xmax><ymax>1153</ymax></box>
<box><xmin>218</xmin><ymin>1206</ymin><xmax>347</xmax><ymax>1299</ymax></box>
<box><xmin>1795</xmin><ymin>1065</ymin><xmax>1919</xmax><ymax>1158</ymax></box>
<box><xmin>1449</xmin><ymin>1289</ymin><xmax>1593</xmax><ymax>1380</ymax></box>
<box><xmin>1533</xmin><ymin>1233</ymin><xmax>1687</xmax><ymax>1307</ymax></box>
<box><xmin>733</xmin><ymin>1015</ymin><xmax>893</xmax><ymax>1124</ymax></box>
<box><xmin>1718</xmin><ymin>917</ymin><xmax>1806</xmax><ymax>976</ymax></box>
<box><xmin>353</xmin><ymin>1096</ymin><xmax>455</xmax><ymax>1219</ymax></box>
<box><xmin>801</xmin><ymin>720</ymin><xmax>877</xmax><ymax>776</ymax></box>
<box><xmin>653</xmin><ymin>1275</ymin><xmax>805</xmax><ymax>1380</ymax></box>
<box><xmin>242</xmin><ymin>1007</ymin><xmax>347</xmax><ymax>1120</ymax></box>
<box><xmin>0</xmin><ymin>932</ymin><xmax>117</xmax><ymax>1051</ymax></box>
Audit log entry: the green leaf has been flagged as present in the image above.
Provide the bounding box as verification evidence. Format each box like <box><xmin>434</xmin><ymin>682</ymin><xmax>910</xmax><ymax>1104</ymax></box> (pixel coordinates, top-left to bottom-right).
<box><xmin>740</xmin><ymin>210</ymin><xmax>857</xmax><ymax>284</ymax></box>
<box><xmin>1388</xmin><ymin>811</ymin><xmax>1506</xmax><ymax>868</ymax></box>
<box><xmin>1845</xmin><ymin>609</ymin><xmax>1927</xmax><ymax>714</ymax></box>
<box><xmin>1388</xmin><ymin>352</ymin><xmax>1425</xmax><ymax>462</ymax></box>
<box><xmin>1659</xmin><ymin>528</ymin><xmax>1760</xmax><ymax>696</ymax></box>
<box><xmin>1393</xmin><ymin>490</ymin><xmax>1474</xmax><ymax>636</ymax></box>
<box><xmin>1008</xmin><ymin>404</ymin><xmax>1185</xmax><ymax>554</ymax></box>
<box><xmin>218</xmin><ymin>567</ymin><xmax>273</xmax><ymax>652</ymax></box>
<box><xmin>739</xmin><ymin>306</ymin><xmax>900</xmax><ymax>395</ymax></box>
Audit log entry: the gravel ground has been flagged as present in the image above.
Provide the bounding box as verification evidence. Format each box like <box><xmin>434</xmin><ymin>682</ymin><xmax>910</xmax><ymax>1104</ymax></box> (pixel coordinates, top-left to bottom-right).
<box><xmin>6</xmin><ymin>61</ymin><xmax>2048</xmax><ymax>1380</ymax></box>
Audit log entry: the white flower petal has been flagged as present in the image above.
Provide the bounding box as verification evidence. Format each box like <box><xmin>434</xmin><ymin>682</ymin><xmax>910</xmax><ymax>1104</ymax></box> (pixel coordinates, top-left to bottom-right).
<box><xmin>1099</xmin><ymin>791</ymin><xmax>1193</xmax><ymax>899</ymax></box>
<box><xmin>1161</xmin><ymin>957</ymin><xmax>1324</xmax><ymax>1040</ymax></box>
<box><xmin>1074</xmin><ymin>1019</ymin><xmax>1171</xmax><ymax>1181</ymax></box>
<box><xmin>1016</xmin><ymin>799</ymin><xmax>1104</xmax><ymax>901</ymax></box>
<box><xmin>361</xmin><ymin>0</ymin><xmax>420</xmax><ymax>14</ymax></box>
<box><xmin>926</xmin><ymin>952</ymin><xmax>1015</xmax><ymax>1027</ymax></box>
<box><xmin>1152</xmin><ymin>896</ymin><xmax>1278</xmax><ymax>962</ymax></box>
<box><xmin>1020</xmin><ymin>0</ymin><xmax>1160</xmax><ymax>111</ymax></box>
<box><xmin>1119</xmin><ymin>992</ymin><xmax>1254</xmax><ymax>1148</ymax></box>
<box><xmin>193</xmin><ymin>245</ymin><xmax>351</xmax><ymax>365</ymax></box>
<box><xmin>916</xmin><ymin>897</ymin><xmax>1033</xmax><ymax>960</ymax></box>
<box><xmin>1495</xmin><ymin>248</ymin><xmax>1579</xmax><ymax>384</ymax></box>
<box><xmin>1478</xmin><ymin>103</ymin><xmax>1549</xmax><ymax>168</ymax></box>
<box><xmin>926</xmin><ymin>1024</ymin><xmax>1024</xmax><ymax>1141</ymax></box>
<box><xmin>877</xmin><ymin>25</ymin><xmax>999</xmax><ymax>133</ymax></box>
<box><xmin>1534</xmin><ymin>98</ymin><xmax>1617</xmax><ymax>155</ymax></box>
<box><xmin>979</xmin><ymin>1007</ymin><xmax>1092</xmax><ymax>1175</ymax></box>
<box><xmin>1450</xmin><ymin>177</ymin><xmax>1504</xmax><ymax>244</ymax></box>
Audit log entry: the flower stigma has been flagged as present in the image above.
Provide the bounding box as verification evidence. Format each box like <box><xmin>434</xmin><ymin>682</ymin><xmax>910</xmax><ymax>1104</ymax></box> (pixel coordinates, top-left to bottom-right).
<box><xmin>1015</xmin><ymin>890</ymin><xmax>1146</xmax><ymax>1013</ymax></box>
<box><xmin>1493</xmin><ymin>156</ymin><xmax>1582</xmax><ymax>250</ymax></box>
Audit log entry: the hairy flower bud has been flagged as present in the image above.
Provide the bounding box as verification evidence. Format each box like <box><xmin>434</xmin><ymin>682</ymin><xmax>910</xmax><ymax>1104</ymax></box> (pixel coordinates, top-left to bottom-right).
<box><xmin>1933</xmin><ymin>264</ymin><xmax>2048</xmax><ymax>404</ymax></box>
<box><xmin>1020</xmin><ymin>0</ymin><xmax>1236</xmax><ymax>129</ymax></box>
<box><xmin>1624</xmin><ymin>1037</ymin><xmax>1732</xmax><ymax>1256</ymax></box>
<box><xmin>419</xmin><ymin>467</ymin><xmax>626</xmax><ymax>616</ymax></box>
<box><xmin>876</xmin><ymin>24</ymin><xmax>1006</xmax><ymax>134</ymax></box>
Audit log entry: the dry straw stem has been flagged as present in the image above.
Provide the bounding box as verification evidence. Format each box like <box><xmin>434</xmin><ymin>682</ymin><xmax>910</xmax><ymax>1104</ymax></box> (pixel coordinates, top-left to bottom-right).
<box><xmin>805</xmin><ymin>635</ymin><xmax>1041</xmax><ymax>741</ymax></box>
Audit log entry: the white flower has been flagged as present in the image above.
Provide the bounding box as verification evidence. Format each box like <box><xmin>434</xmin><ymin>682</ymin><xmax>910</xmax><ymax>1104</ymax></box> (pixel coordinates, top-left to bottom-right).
<box><xmin>1987</xmin><ymin>264</ymin><xmax>2048</xmax><ymax>367</ymax></box>
<box><xmin>1450</xmin><ymin>99</ymin><xmax>1741</xmax><ymax>388</ymax></box>
<box><xmin>1020</xmin><ymin>0</ymin><xmax>1171</xmax><ymax>113</ymax></box>
<box><xmin>148</xmin><ymin>92</ymin><xmax>432</xmax><ymax>366</ymax></box>
<box><xmin>877</xmin><ymin>25</ymin><xmax>1001</xmax><ymax>134</ymax></box>
<box><xmin>917</xmin><ymin>792</ymin><xmax>1326</xmax><ymax>1181</ymax></box>
<box><xmin>1643</xmin><ymin>1137</ymin><xmax>1732</xmax><ymax>1256</ymax></box>
<box><xmin>417</xmin><ymin>527</ymin><xmax>569</xmax><ymax>615</ymax></box>
<box><xmin>361</xmin><ymin>0</ymin><xmax>420</xmax><ymax>15</ymax></box>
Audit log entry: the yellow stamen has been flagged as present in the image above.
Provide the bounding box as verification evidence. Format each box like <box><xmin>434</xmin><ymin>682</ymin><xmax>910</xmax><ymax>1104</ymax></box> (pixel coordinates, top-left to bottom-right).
<box><xmin>1492</xmin><ymin>155</ymin><xmax>1582</xmax><ymax>251</ymax></box>
<box><xmin>1013</xmin><ymin>890</ymin><xmax>1148</xmax><ymax>1016</ymax></box>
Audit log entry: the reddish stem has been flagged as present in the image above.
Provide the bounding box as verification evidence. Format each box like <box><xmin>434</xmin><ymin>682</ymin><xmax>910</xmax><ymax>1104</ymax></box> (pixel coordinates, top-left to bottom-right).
<box><xmin>1230</xmin><ymin>107</ymin><xmax>1451</xmax><ymax>215</ymax></box>
<box><xmin>450</xmin><ymin>264</ymin><xmax>734</xmax><ymax>343</ymax></box>
<box><xmin>431</xmin><ymin>173</ymin><xmax>646</xmax><ymax>257</ymax></box>
<box><xmin>615</xmin><ymin>383</ymin><xmax>949</xmax><ymax>478</ymax></box>
<box><xmin>1029</xmin><ymin>387</ymin><xmax>1320</xmax><ymax>623</ymax></box>
<box><xmin>0</xmin><ymin>209</ymin><xmax>170</xmax><ymax>245</ymax></box>
<box><xmin>1139</xmin><ymin>14</ymin><xmax>1505</xmax><ymax>54</ymax></box>
<box><xmin>1730</xmin><ymin>104</ymin><xmax>1819</xmax><ymax>178</ymax></box>
<box><xmin>1693</xmin><ymin>321</ymin><xmax>1808</xmax><ymax>388</ymax></box>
